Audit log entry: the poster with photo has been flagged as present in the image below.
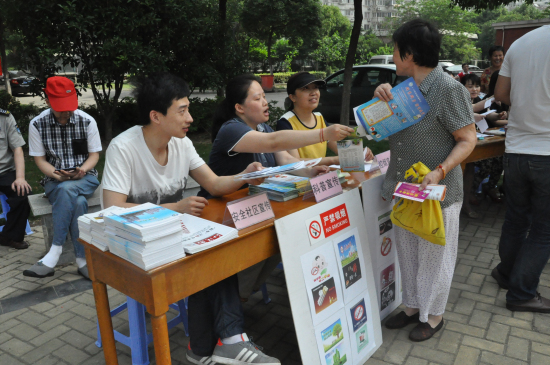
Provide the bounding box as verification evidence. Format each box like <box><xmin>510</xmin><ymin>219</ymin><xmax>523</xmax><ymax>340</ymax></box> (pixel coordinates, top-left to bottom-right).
<box><xmin>376</xmin><ymin>210</ymin><xmax>396</xmax><ymax>267</ymax></box>
<box><xmin>380</xmin><ymin>282</ymin><xmax>396</xmax><ymax>311</ymax></box>
<box><xmin>301</xmin><ymin>241</ymin><xmax>344</xmax><ymax>325</ymax></box>
<box><xmin>332</xmin><ymin>228</ymin><xmax>369</xmax><ymax>303</ymax></box>
<box><xmin>315</xmin><ymin>311</ymin><xmax>353</xmax><ymax>365</ymax></box>
<box><xmin>345</xmin><ymin>295</ymin><xmax>376</xmax><ymax>365</ymax></box>
<box><xmin>380</xmin><ymin>263</ymin><xmax>395</xmax><ymax>290</ymax></box>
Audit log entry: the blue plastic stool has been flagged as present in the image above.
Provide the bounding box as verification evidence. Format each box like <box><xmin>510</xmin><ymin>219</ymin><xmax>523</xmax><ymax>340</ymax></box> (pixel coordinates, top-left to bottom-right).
<box><xmin>96</xmin><ymin>296</ymin><xmax>189</xmax><ymax>365</ymax></box>
<box><xmin>259</xmin><ymin>262</ymin><xmax>284</xmax><ymax>304</ymax></box>
<box><xmin>0</xmin><ymin>192</ymin><xmax>33</xmax><ymax>235</ymax></box>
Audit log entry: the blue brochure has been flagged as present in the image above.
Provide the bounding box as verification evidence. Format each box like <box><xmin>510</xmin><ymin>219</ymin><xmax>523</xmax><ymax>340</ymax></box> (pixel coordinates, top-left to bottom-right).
<box><xmin>354</xmin><ymin>78</ymin><xmax>430</xmax><ymax>142</ymax></box>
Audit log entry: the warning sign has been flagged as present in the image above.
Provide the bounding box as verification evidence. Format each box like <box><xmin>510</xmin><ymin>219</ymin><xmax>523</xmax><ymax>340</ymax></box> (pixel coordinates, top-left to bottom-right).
<box><xmin>309</xmin><ymin>221</ymin><xmax>322</xmax><ymax>239</ymax></box>
<box><xmin>380</xmin><ymin>237</ymin><xmax>392</xmax><ymax>256</ymax></box>
<box><xmin>305</xmin><ymin>203</ymin><xmax>351</xmax><ymax>246</ymax></box>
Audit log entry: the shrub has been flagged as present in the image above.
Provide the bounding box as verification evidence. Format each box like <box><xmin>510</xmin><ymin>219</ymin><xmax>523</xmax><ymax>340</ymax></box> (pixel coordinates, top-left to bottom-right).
<box><xmin>254</xmin><ymin>72</ymin><xmax>327</xmax><ymax>84</ymax></box>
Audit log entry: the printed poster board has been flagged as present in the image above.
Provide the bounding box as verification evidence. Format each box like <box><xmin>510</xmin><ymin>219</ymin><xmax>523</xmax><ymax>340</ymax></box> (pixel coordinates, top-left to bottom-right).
<box><xmin>361</xmin><ymin>174</ymin><xmax>403</xmax><ymax>319</ymax></box>
<box><xmin>275</xmin><ymin>188</ymin><xmax>382</xmax><ymax>365</ymax></box>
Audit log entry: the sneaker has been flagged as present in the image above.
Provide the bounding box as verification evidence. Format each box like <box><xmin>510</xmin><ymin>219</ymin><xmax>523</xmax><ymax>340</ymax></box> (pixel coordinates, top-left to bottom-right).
<box><xmin>186</xmin><ymin>345</ymin><xmax>219</xmax><ymax>365</ymax></box>
<box><xmin>211</xmin><ymin>334</ymin><xmax>280</xmax><ymax>365</ymax></box>
<box><xmin>78</xmin><ymin>265</ymin><xmax>90</xmax><ymax>280</ymax></box>
<box><xmin>23</xmin><ymin>261</ymin><xmax>55</xmax><ymax>278</ymax></box>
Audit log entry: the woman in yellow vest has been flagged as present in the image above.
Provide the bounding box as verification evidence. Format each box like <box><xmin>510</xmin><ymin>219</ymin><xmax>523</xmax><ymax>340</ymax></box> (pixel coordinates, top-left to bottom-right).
<box><xmin>276</xmin><ymin>72</ymin><xmax>374</xmax><ymax>163</ymax></box>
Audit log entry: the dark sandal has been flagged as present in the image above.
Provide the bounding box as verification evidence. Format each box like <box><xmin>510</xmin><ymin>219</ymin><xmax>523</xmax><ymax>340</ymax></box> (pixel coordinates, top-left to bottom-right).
<box><xmin>409</xmin><ymin>319</ymin><xmax>444</xmax><ymax>342</ymax></box>
<box><xmin>385</xmin><ymin>311</ymin><xmax>420</xmax><ymax>329</ymax></box>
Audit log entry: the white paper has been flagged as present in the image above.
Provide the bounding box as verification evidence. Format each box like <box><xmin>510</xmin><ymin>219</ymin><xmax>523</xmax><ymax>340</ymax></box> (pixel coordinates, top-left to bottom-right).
<box><xmin>476</xmin><ymin>118</ymin><xmax>489</xmax><ymax>133</ymax></box>
<box><xmin>345</xmin><ymin>294</ymin><xmax>377</xmax><ymax>364</ymax></box>
<box><xmin>476</xmin><ymin>132</ymin><xmax>491</xmax><ymax>138</ymax></box>
<box><xmin>300</xmin><ymin>241</ymin><xmax>345</xmax><ymax>325</ymax></box>
<box><xmin>484</xmin><ymin>97</ymin><xmax>494</xmax><ymax>109</ymax></box>
<box><xmin>480</xmin><ymin>109</ymin><xmax>496</xmax><ymax>116</ymax></box>
<box><xmin>331</xmin><ymin>228</ymin><xmax>369</xmax><ymax>304</ymax></box>
<box><xmin>479</xmin><ymin>92</ymin><xmax>486</xmax><ymax>99</ymax></box>
<box><xmin>315</xmin><ymin>310</ymin><xmax>353</xmax><ymax>365</ymax></box>
<box><xmin>353</xmin><ymin>106</ymin><xmax>373</xmax><ymax>140</ymax></box>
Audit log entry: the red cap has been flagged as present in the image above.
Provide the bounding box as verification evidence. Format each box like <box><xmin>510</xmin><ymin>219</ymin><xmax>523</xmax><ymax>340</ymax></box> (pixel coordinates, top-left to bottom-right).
<box><xmin>44</xmin><ymin>76</ymin><xmax>78</xmax><ymax>112</ymax></box>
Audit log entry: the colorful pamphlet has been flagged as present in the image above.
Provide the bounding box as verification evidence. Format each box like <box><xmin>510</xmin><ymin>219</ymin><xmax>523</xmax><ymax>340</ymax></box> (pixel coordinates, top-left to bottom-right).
<box><xmin>337</xmin><ymin>139</ymin><xmax>364</xmax><ymax>172</ymax></box>
<box><xmin>354</xmin><ymin>77</ymin><xmax>430</xmax><ymax>142</ymax></box>
<box><xmin>393</xmin><ymin>182</ymin><xmax>447</xmax><ymax>202</ymax></box>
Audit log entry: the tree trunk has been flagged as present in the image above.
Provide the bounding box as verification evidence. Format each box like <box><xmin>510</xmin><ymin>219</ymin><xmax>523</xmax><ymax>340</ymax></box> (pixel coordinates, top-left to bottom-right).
<box><xmin>0</xmin><ymin>18</ymin><xmax>12</xmax><ymax>94</ymax></box>
<box><xmin>339</xmin><ymin>0</ymin><xmax>363</xmax><ymax>126</ymax></box>
<box><xmin>216</xmin><ymin>0</ymin><xmax>227</xmax><ymax>97</ymax></box>
<box><xmin>267</xmin><ymin>30</ymin><xmax>273</xmax><ymax>75</ymax></box>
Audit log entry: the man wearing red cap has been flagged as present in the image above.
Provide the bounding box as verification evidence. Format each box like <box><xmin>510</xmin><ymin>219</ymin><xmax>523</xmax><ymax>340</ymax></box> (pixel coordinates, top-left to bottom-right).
<box><xmin>23</xmin><ymin>76</ymin><xmax>102</xmax><ymax>279</ymax></box>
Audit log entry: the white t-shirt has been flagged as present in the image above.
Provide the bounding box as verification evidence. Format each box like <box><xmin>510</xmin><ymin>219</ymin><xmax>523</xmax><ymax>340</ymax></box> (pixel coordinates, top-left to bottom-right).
<box><xmin>101</xmin><ymin>126</ymin><xmax>205</xmax><ymax>205</ymax></box>
<box><xmin>500</xmin><ymin>25</ymin><xmax>550</xmax><ymax>155</ymax></box>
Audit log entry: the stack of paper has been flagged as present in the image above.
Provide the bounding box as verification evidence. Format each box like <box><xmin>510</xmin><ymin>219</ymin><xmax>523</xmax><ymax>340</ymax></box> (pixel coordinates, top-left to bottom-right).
<box><xmin>249</xmin><ymin>183</ymin><xmax>300</xmax><ymax>201</ymax></box>
<box><xmin>234</xmin><ymin>158</ymin><xmax>321</xmax><ymax>180</ymax></box>
<box><xmin>180</xmin><ymin>214</ymin><xmax>238</xmax><ymax>254</ymax></box>
<box><xmin>77</xmin><ymin>215</ymin><xmax>93</xmax><ymax>245</ymax></box>
<box><xmin>84</xmin><ymin>206</ymin><xmax>128</xmax><ymax>251</ymax></box>
<box><xmin>104</xmin><ymin>203</ymin><xmax>187</xmax><ymax>270</ymax></box>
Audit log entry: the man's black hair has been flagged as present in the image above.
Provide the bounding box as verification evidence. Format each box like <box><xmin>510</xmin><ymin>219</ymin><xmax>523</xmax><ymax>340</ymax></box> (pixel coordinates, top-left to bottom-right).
<box><xmin>134</xmin><ymin>73</ymin><xmax>190</xmax><ymax>125</ymax></box>
<box><xmin>488</xmin><ymin>45</ymin><xmax>504</xmax><ymax>58</ymax></box>
<box><xmin>392</xmin><ymin>19</ymin><xmax>441</xmax><ymax>68</ymax></box>
<box><xmin>462</xmin><ymin>63</ymin><xmax>469</xmax><ymax>67</ymax></box>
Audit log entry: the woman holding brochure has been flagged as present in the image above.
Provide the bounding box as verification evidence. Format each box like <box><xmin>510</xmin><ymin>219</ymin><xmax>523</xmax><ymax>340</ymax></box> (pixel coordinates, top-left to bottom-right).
<box><xmin>202</xmin><ymin>74</ymin><xmax>354</xmax><ymax>300</ymax></box>
<box><xmin>276</xmin><ymin>72</ymin><xmax>374</xmax><ymax>164</ymax></box>
<box><xmin>373</xmin><ymin>19</ymin><xmax>476</xmax><ymax>341</ymax></box>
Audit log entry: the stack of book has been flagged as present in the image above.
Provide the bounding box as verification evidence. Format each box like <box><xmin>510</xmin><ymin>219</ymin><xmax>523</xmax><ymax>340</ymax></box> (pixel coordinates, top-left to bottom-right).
<box><xmin>249</xmin><ymin>183</ymin><xmax>300</xmax><ymax>201</ymax></box>
<box><xmin>78</xmin><ymin>206</ymin><xmax>126</xmax><ymax>251</ymax></box>
<box><xmin>265</xmin><ymin>174</ymin><xmax>310</xmax><ymax>193</ymax></box>
<box><xmin>104</xmin><ymin>203</ymin><xmax>187</xmax><ymax>270</ymax></box>
<box><xmin>180</xmin><ymin>214</ymin><xmax>238</xmax><ymax>254</ymax></box>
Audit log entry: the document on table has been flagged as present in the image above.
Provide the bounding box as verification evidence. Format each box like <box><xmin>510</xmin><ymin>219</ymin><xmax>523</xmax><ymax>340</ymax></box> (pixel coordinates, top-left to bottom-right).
<box><xmin>484</xmin><ymin>97</ymin><xmax>494</xmax><ymax>109</ymax></box>
<box><xmin>330</xmin><ymin>163</ymin><xmax>373</xmax><ymax>172</ymax></box>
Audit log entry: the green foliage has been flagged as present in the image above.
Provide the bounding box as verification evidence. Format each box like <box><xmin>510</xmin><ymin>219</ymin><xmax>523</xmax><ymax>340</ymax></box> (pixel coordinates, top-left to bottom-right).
<box><xmin>355</xmin><ymin>32</ymin><xmax>386</xmax><ymax>64</ymax></box>
<box><xmin>450</xmin><ymin>0</ymin><xmax>534</xmax><ymax>11</ymax></box>
<box><xmin>254</xmin><ymin>72</ymin><xmax>327</xmax><ymax>84</ymax></box>
<box><xmin>312</xmin><ymin>33</ymin><xmax>349</xmax><ymax>74</ymax></box>
<box><xmin>320</xmin><ymin>5</ymin><xmax>352</xmax><ymax>39</ymax></box>
<box><xmin>266</xmin><ymin>100</ymin><xmax>285</xmax><ymax>129</ymax></box>
<box><xmin>391</xmin><ymin>0</ymin><xmax>481</xmax><ymax>62</ymax></box>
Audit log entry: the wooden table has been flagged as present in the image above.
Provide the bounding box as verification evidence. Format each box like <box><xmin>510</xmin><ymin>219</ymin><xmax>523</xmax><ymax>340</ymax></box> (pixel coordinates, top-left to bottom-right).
<box><xmin>85</xmin><ymin>170</ymin><xmax>381</xmax><ymax>365</ymax></box>
<box><xmin>460</xmin><ymin>135</ymin><xmax>505</xmax><ymax>170</ymax></box>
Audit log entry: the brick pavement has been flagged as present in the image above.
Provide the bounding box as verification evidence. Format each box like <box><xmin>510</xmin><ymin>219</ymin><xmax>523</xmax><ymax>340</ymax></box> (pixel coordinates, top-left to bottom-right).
<box><xmin>1</xmin><ymin>199</ymin><xmax>550</xmax><ymax>364</ymax></box>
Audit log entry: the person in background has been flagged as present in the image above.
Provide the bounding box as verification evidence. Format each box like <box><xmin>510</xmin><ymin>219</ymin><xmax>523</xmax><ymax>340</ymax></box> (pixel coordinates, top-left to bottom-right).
<box><xmin>24</xmin><ymin>77</ymin><xmax>101</xmax><ymax>279</ymax></box>
<box><xmin>276</xmin><ymin>72</ymin><xmax>374</xmax><ymax>163</ymax></box>
<box><xmin>492</xmin><ymin>25</ymin><xmax>550</xmax><ymax>313</ymax></box>
<box><xmin>374</xmin><ymin>19</ymin><xmax>476</xmax><ymax>341</ymax></box>
<box><xmin>460</xmin><ymin>74</ymin><xmax>506</xmax><ymax>217</ymax></box>
<box><xmin>480</xmin><ymin>45</ymin><xmax>504</xmax><ymax>94</ymax></box>
<box><xmin>202</xmin><ymin>74</ymin><xmax>354</xmax><ymax>302</ymax></box>
<box><xmin>0</xmin><ymin>109</ymin><xmax>32</xmax><ymax>250</ymax></box>
<box><xmin>102</xmin><ymin>72</ymin><xmax>281</xmax><ymax>365</ymax></box>
<box><xmin>455</xmin><ymin>63</ymin><xmax>470</xmax><ymax>83</ymax></box>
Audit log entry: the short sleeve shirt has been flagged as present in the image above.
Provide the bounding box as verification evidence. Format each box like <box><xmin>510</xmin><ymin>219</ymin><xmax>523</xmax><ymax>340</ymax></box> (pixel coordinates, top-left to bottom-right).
<box><xmin>276</xmin><ymin>111</ymin><xmax>328</xmax><ymax>159</ymax></box>
<box><xmin>29</xmin><ymin>109</ymin><xmax>102</xmax><ymax>185</ymax></box>
<box><xmin>0</xmin><ymin>110</ymin><xmax>26</xmax><ymax>175</ymax></box>
<box><xmin>102</xmin><ymin>126</ymin><xmax>205</xmax><ymax>205</ymax></box>
<box><xmin>381</xmin><ymin>66</ymin><xmax>475</xmax><ymax>209</ymax></box>
<box><xmin>206</xmin><ymin>118</ymin><xmax>277</xmax><ymax>177</ymax></box>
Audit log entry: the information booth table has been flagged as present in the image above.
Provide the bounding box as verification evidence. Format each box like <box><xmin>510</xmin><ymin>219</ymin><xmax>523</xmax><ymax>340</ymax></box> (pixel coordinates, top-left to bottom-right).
<box><xmin>82</xmin><ymin>171</ymin><xmax>382</xmax><ymax>365</ymax></box>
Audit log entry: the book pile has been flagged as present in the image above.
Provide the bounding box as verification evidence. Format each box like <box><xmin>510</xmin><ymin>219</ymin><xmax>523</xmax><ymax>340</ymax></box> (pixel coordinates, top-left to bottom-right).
<box><xmin>265</xmin><ymin>174</ymin><xmax>310</xmax><ymax>193</ymax></box>
<box><xmin>249</xmin><ymin>183</ymin><xmax>300</xmax><ymax>201</ymax></box>
<box><xmin>180</xmin><ymin>214</ymin><xmax>238</xmax><ymax>254</ymax></box>
<box><xmin>234</xmin><ymin>158</ymin><xmax>322</xmax><ymax>181</ymax></box>
<box><xmin>77</xmin><ymin>206</ymin><xmax>126</xmax><ymax>252</ymax></box>
<box><xmin>104</xmin><ymin>203</ymin><xmax>187</xmax><ymax>271</ymax></box>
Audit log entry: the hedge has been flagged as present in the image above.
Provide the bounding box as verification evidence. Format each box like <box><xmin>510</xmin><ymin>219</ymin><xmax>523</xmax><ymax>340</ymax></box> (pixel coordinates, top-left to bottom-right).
<box><xmin>254</xmin><ymin>72</ymin><xmax>327</xmax><ymax>84</ymax></box>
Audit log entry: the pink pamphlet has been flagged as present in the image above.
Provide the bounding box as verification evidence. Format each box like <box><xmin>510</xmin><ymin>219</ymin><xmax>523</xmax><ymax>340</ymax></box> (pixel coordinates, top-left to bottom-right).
<box><xmin>374</xmin><ymin>151</ymin><xmax>391</xmax><ymax>174</ymax></box>
<box><xmin>224</xmin><ymin>192</ymin><xmax>275</xmax><ymax>230</ymax></box>
<box><xmin>394</xmin><ymin>182</ymin><xmax>447</xmax><ymax>202</ymax></box>
<box><xmin>310</xmin><ymin>171</ymin><xmax>343</xmax><ymax>203</ymax></box>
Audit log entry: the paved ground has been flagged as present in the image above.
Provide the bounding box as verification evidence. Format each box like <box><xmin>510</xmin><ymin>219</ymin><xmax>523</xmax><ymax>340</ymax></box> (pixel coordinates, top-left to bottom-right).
<box><xmin>1</xmin><ymin>197</ymin><xmax>550</xmax><ymax>365</ymax></box>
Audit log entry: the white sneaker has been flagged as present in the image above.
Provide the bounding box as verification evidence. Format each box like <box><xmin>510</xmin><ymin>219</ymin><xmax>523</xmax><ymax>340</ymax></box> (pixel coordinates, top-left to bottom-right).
<box><xmin>211</xmin><ymin>334</ymin><xmax>280</xmax><ymax>365</ymax></box>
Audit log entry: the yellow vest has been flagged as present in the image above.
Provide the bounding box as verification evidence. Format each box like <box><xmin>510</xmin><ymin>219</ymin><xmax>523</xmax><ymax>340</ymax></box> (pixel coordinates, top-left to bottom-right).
<box><xmin>280</xmin><ymin>111</ymin><xmax>328</xmax><ymax>159</ymax></box>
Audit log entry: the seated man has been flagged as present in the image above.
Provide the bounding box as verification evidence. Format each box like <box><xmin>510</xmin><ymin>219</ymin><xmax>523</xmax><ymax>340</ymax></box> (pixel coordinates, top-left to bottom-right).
<box><xmin>24</xmin><ymin>76</ymin><xmax>101</xmax><ymax>279</ymax></box>
<box><xmin>101</xmin><ymin>73</ymin><xmax>280</xmax><ymax>365</ymax></box>
<box><xmin>0</xmin><ymin>109</ymin><xmax>32</xmax><ymax>249</ymax></box>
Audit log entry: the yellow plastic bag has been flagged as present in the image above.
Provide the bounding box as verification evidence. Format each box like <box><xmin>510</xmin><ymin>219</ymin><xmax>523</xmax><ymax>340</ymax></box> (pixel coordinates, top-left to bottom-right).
<box><xmin>390</xmin><ymin>162</ymin><xmax>446</xmax><ymax>246</ymax></box>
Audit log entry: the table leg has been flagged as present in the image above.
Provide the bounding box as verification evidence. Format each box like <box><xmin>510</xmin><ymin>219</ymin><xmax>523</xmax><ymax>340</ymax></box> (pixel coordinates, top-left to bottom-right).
<box><xmin>151</xmin><ymin>312</ymin><xmax>172</xmax><ymax>365</ymax></box>
<box><xmin>92</xmin><ymin>281</ymin><xmax>118</xmax><ymax>365</ymax></box>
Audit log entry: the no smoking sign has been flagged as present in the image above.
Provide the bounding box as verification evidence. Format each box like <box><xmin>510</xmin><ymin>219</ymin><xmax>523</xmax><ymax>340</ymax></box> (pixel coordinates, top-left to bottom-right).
<box><xmin>305</xmin><ymin>216</ymin><xmax>326</xmax><ymax>245</ymax></box>
<box><xmin>309</xmin><ymin>221</ymin><xmax>322</xmax><ymax>239</ymax></box>
<box><xmin>380</xmin><ymin>236</ymin><xmax>392</xmax><ymax>256</ymax></box>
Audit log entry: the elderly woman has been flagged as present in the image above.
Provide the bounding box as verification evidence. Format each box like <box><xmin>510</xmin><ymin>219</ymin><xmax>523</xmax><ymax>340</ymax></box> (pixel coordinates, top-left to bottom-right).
<box><xmin>374</xmin><ymin>19</ymin><xmax>476</xmax><ymax>341</ymax></box>
<box><xmin>480</xmin><ymin>45</ymin><xmax>504</xmax><ymax>94</ymax></box>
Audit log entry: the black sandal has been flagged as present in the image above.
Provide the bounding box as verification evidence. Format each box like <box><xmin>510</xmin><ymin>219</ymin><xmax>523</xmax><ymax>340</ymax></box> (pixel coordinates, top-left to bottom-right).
<box><xmin>409</xmin><ymin>319</ymin><xmax>444</xmax><ymax>342</ymax></box>
<box><xmin>385</xmin><ymin>311</ymin><xmax>420</xmax><ymax>329</ymax></box>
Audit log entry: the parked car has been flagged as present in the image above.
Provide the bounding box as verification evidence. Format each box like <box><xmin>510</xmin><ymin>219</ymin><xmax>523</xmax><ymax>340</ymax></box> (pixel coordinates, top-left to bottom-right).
<box><xmin>369</xmin><ymin>55</ymin><xmax>394</xmax><ymax>65</ymax></box>
<box><xmin>8</xmin><ymin>70</ymin><xmax>37</xmax><ymax>96</ymax></box>
<box><xmin>444</xmin><ymin>64</ymin><xmax>483</xmax><ymax>77</ymax></box>
<box><xmin>438</xmin><ymin>61</ymin><xmax>455</xmax><ymax>69</ymax></box>
<box><xmin>315</xmin><ymin>65</ymin><xmax>408</xmax><ymax>125</ymax></box>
